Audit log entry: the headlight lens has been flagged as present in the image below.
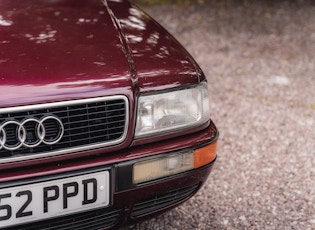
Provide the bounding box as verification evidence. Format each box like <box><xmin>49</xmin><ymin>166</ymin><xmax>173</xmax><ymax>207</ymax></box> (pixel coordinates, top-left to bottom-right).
<box><xmin>135</xmin><ymin>82</ymin><xmax>210</xmax><ymax>138</ymax></box>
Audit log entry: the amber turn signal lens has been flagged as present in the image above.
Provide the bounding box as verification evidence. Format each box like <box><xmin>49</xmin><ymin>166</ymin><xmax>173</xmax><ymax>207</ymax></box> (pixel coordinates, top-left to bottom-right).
<box><xmin>194</xmin><ymin>141</ymin><xmax>217</xmax><ymax>169</ymax></box>
<box><xmin>133</xmin><ymin>141</ymin><xmax>217</xmax><ymax>185</ymax></box>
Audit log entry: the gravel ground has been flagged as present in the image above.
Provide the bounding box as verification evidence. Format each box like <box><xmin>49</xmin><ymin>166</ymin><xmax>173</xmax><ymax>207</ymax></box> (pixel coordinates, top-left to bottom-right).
<box><xmin>126</xmin><ymin>1</ymin><xmax>315</xmax><ymax>229</ymax></box>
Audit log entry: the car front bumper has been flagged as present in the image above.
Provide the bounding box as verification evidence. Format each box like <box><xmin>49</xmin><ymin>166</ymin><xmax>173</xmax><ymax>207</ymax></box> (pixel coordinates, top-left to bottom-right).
<box><xmin>2</xmin><ymin>122</ymin><xmax>218</xmax><ymax>230</ymax></box>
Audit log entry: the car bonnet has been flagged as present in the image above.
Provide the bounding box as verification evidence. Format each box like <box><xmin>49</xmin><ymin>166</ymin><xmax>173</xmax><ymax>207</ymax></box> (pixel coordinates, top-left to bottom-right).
<box><xmin>0</xmin><ymin>0</ymin><xmax>133</xmax><ymax>107</ymax></box>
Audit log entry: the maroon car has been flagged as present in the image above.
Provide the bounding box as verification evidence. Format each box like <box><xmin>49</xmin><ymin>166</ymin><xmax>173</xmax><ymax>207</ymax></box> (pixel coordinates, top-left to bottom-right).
<box><xmin>0</xmin><ymin>0</ymin><xmax>218</xmax><ymax>229</ymax></box>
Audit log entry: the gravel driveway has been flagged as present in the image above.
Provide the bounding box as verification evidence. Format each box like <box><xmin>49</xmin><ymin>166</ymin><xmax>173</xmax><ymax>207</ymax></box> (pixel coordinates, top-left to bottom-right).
<box><xmin>126</xmin><ymin>1</ymin><xmax>315</xmax><ymax>229</ymax></box>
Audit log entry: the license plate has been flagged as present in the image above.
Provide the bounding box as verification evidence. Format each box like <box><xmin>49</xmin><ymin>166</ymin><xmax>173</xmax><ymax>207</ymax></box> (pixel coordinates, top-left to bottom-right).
<box><xmin>0</xmin><ymin>171</ymin><xmax>110</xmax><ymax>228</ymax></box>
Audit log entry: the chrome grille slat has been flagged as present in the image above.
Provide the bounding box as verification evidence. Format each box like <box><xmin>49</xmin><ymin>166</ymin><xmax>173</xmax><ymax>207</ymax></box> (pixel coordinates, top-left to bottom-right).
<box><xmin>62</xmin><ymin>115</ymin><xmax>125</xmax><ymax>126</ymax></box>
<box><xmin>65</xmin><ymin>124</ymin><xmax>125</xmax><ymax>132</ymax></box>
<box><xmin>0</xmin><ymin>96</ymin><xmax>129</xmax><ymax>163</ymax></box>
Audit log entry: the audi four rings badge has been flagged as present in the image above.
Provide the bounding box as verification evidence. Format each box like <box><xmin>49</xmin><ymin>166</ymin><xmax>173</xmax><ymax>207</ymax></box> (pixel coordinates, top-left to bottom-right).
<box><xmin>0</xmin><ymin>116</ymin><xmax>64</xmax><ymax>151</ymax></box>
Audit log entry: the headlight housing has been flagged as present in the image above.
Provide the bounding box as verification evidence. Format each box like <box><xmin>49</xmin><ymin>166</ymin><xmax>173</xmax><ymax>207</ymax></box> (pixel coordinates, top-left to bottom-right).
<box><xmin>135</xmin><ymin>82</ymin><xmax>210</xmax><ymax>138</ymax></box>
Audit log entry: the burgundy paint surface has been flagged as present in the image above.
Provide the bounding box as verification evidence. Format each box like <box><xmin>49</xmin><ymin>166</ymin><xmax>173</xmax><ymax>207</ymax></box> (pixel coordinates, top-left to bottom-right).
<box><xmin>0</xmin><ymin>0</ymin><xmax>218</xmax><ymax>228</ymax></box>
<box><xmin>0</xmin><ymin>0</ymin><xmax>210</xmax><ymax>167</ymax></box>
<box><xmin>0</xmin><ymin>0</ymin><xmax>203</xmax><ymax>107</ymax></box>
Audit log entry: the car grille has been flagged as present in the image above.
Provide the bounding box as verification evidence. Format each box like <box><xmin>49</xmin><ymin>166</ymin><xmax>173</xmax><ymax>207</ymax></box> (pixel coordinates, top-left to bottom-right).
<box><xmin>131</xmin><ymin>184</ymin><xmax>199</xmax><ymax>217</ymax></box>
<box><xmin>0</xmin><ymin>96</ymin><xmax>128</xmax><ymax>162</ymax></box>
<box><xmin>8</xmin><ymin>207</ymin><xmax>123</xmax><ymax>230</ymax></box>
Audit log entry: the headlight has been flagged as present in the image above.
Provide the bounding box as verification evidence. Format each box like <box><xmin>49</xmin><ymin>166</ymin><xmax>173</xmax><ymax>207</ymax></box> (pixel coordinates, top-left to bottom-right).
<box><xmin>135</xmin><ymin>82</ymin><xmax>210</xmax><ymax>138</ymax></box>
